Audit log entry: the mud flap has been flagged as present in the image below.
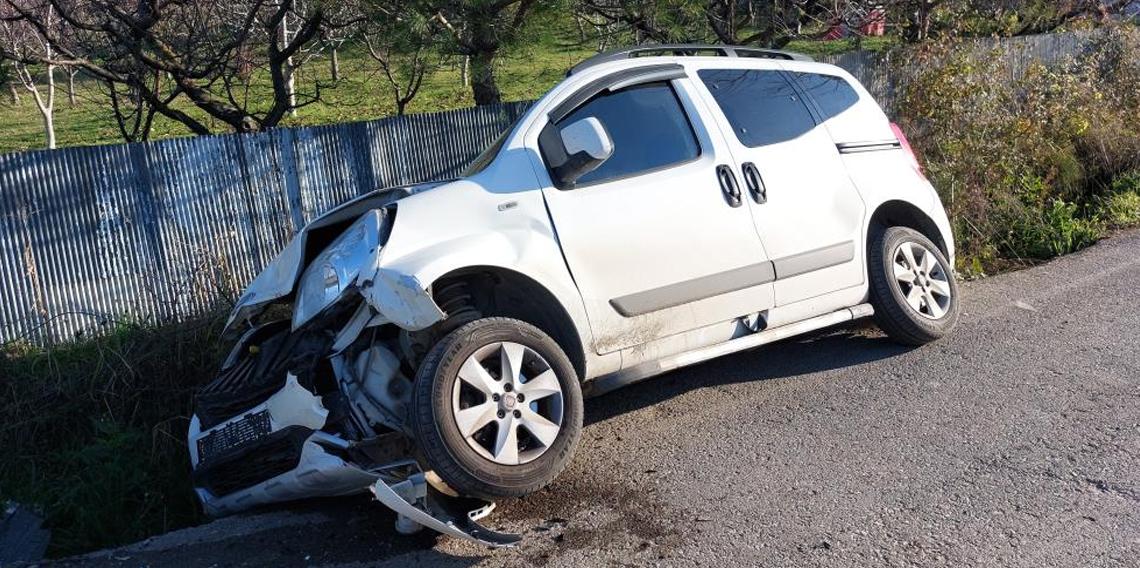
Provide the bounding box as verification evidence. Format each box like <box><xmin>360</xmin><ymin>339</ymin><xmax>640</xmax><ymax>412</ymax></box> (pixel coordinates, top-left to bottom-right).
<box><xmin>370</xmin><ymin>463</ymin><xmax>521</xmax><ymax>548</ymax></box>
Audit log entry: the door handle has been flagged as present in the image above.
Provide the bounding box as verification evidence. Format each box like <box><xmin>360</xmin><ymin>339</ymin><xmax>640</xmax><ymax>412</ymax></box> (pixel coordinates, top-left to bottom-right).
<box><xmin>716</xmin><ymin>165</ymin><xmax>742</xmax><ymax>208</ymax></box>
<box><xmin>742</xmin><ymin>162</ymin><xmax>767</xmax><ymax>204</ymax></box>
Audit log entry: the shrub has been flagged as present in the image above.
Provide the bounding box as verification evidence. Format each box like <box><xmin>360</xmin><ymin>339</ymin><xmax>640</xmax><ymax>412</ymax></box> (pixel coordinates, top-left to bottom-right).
<box><xmin>897</xmin><ymin>25</ymin><xmax>1140</xmax><ymax>272</ymax></box>
<box><xmin>1004</xmin><ymin>199</ymin><xmax>1102</xmax><ymax>260</ymax></box>
<box><xmin>1096</xmin><ymin>171</ymin><xmax>1140</xmax><ymax>228</ymax></box>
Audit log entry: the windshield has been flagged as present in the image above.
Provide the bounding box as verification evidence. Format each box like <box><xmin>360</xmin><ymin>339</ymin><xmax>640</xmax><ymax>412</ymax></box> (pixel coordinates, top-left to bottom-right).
<box><xmin>460</xmin><ymin>116</ymin><xmax>522</xmax><ymax>178</ymax></box>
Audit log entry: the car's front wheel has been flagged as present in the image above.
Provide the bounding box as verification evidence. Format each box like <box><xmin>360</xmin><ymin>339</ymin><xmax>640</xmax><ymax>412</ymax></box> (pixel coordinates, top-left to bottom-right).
<box><xmin>869</xmin><ymin>226</ymin><xmax>960</xmax><ymax>345</ymax></box>
<box><xmin>411</xmin><ymin>317</ymin><xmax>582</xmax><ymax>500</ymax></box>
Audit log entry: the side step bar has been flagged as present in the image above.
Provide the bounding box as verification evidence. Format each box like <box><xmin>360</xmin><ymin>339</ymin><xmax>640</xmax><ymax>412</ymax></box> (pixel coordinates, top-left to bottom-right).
<box><xmin>590</xmin><ymin>303</ymin><xmax>875</xmax><ymax>396</ymax></box>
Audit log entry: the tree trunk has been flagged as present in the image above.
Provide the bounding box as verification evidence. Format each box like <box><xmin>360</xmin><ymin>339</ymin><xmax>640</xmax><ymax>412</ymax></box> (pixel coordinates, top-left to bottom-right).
<box><xmin>331</xmin><ymin>47</ymin><xmax>340</xmax><ymax>81</ymax></box>
<box><xmin>905</xmin><ymin>1</ymin><xmax>935</xmax><ymax>42</ymax></box>
<box><xmin>284</xmin><ymin>65</ymin><xmax>296</xmax><ymax>117</ymax></box>
<box><xmin>66</xmin><ymin>69</ymin><xmax>76</xmax><ymax>107</ymax></box>
<box><xmin>280</xmin><ymin>15</ymin><xmax>297</xmax><ymax>117</ymax></box>
<box><xmin>461</xmin><ymin>56</ymin><xmax>469</xmax><ymax>87</ymax></box>
<box><xmin>756</xmin><ymin>0</ymin><xmax>776</xmax><ymax>47</ymax></box>
<box><xmin>6</xmin><ymin>83</ymin><xmax>17</xmax><ymax>104</ymax></box>
<box><xmin>34</xmin><ymin>63</ymin><xmax>57</xmax><ymax>149</ymax></box>
<box><xmin>469</xmin><ymin>50</ymin><xmax>500</xmax><ymax>105</ymax></box>
<box><xmin>42</xmin><ymin>108</ymin><xmax>56</xmax><ymax>149</ymax></box>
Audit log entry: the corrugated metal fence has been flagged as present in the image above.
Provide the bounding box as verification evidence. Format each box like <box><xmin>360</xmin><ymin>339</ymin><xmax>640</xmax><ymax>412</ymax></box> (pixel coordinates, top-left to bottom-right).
<box><xmin>0</xmin><ymin>101</ymin><xmax>532</xmax><ymax>344</ymax></box>
<box><xmin>0</xmin><ymin>31</ymin><xmax>1102</xmax><ymax>345</ymax></box>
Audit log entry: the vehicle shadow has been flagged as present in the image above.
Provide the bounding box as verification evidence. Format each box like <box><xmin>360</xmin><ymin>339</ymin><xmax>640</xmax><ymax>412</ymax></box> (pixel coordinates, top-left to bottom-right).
<box><xmin>583</xmin><ymin>323</ymin><xmax>913</xmax><ymax>426</ymax></box>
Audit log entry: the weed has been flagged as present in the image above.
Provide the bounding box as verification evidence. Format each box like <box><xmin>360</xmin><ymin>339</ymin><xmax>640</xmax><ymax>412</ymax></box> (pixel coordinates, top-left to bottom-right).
<box><xmin>0</xmin><ymin>310</ymin><xmax>229</xmax><ymax>557</ymax></box>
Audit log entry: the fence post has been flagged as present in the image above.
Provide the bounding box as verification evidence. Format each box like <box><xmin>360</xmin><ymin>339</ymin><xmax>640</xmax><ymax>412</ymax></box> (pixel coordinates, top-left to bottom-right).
<box><xmin>275</xmin><ymin>128</ymin><xmax>306</xmax><ymax>234</ymax></box>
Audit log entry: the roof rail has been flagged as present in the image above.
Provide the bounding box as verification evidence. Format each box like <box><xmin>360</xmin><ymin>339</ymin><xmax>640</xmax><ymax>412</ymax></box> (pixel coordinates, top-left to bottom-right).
<box><xmin>569</xmin><ymin>44</ymin><xmax>814</xmax><ymax>75</ymax></box>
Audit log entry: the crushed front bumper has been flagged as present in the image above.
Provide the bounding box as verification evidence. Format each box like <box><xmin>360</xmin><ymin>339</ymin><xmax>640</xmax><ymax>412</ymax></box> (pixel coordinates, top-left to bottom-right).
<box><xmin>188</xmin><ymin>371</ymin><xmax>519</xmax><ymax>547</ymax></box>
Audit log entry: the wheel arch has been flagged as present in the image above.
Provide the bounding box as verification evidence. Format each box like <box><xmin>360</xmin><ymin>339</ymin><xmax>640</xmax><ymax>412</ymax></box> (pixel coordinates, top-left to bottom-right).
<box><xmin>430</xmin><ymin>266</ymin><xmax>588</xmax><ymax>381</ymax></box>
<box><xmin>867</xmin><ymin>200</ymin><xmax>949</xmax><ymax>259</ymax></box>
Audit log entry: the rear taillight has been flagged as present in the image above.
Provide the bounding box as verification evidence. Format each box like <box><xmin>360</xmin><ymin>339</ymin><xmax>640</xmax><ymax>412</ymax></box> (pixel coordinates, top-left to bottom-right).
<box><xmin>890</xmin><ymin>122</ymin><xmax>925</xmax><ymax>178</ymax></box>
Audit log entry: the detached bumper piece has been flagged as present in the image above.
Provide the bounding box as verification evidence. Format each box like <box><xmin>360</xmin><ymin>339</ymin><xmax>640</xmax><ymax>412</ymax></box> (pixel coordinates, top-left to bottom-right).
<box><xmin>371</xmin><ymin>461</ymin><xmax>521</xmax><ymax>548</ymax></box>
<box><xmin>191</xmin><ymin>379</ymin><xmax>519</xmax><ymax>546</ymax></box>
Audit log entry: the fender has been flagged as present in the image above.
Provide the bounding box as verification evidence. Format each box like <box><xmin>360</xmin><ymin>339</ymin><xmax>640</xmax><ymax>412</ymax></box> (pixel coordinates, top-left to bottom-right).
<box><xmin>374</xmin><ymin>175</ymin><xmax>607</xmax><ymax>377</ymax></box>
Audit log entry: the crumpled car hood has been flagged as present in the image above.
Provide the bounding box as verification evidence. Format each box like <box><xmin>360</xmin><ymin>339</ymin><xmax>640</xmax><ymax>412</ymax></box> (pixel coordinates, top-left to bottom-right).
<box><xmin>224</xmin><ymin>180</ymin><xmax>452</xmax><ymax>337</ymax></box>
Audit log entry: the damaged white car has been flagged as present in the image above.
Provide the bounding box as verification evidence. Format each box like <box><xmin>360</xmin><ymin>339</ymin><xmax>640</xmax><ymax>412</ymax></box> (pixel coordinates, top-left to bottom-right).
<box><xmin>189</xmin><ymin>44</ymin><xmax>960</xmax><ymax>546</ymax></box>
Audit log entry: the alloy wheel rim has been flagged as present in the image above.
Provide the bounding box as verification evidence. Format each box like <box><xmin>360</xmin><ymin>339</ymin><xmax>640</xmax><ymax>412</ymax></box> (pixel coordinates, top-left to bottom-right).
<box><xmin>892</xmin><ymin>241</ymin><xmax>952</xmax><ymax>320</ymax></box>
<box><xmin>450</xmin><ymin>341</ymin><xmax>564</xmax><ymax>465</ymax></box>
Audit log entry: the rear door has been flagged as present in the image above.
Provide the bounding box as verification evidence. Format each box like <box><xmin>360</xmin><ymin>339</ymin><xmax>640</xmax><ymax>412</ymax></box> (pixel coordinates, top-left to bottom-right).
<box><xmin>693</xmin><ymin>64</ymin><xmax>868</xmax><ymax>306</ymax></box>
<box><xmin>530</xmin><ymin>75</ymin><xmax>774</xmax><ymax>355</ymax></box>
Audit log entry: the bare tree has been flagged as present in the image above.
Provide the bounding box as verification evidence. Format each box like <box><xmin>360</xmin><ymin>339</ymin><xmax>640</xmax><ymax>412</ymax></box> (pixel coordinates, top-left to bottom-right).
<box><xmin>320</xmin><ymin>3</ymin><xmax>358</xmax><ymax>82</ymax></box>
<box><xmin>62</xmin><ymin>62</ymin><xmax>75</xmax><ymax>105</ymax></box>
<box><xmin>2</xmin><ymin>0</ymin><xmax>354</xmax><ymax>136</ymax></box>
<box><xmin>365</xmin><ymin>41</ymin><xmax>438</xmax><ymax>115</ymax></box>
<box><xmin>279</xmin><ymin>9</ymin><xmax>299</xmax><ymax>116</ymax></box>
<box><xmin>360</xmin><ymin>2</ymin><xmax>444</xmax><ymax>114</ymax></box>
<box><xmin>706</xmin><ymin>0</ymin><xmax>842</xmax><ymax>47</ymax></box>
<box><xmin>571</xmin><ymin>9</ymin><xmax>622</xmax><ymax>51</ymax></box>
<box><xmin>576</xmin><ymin>0</ymin><xmax>707</xmax><ymax>44</ymax></box>
<box><xmin>0</xmin><ymin>1</ymin><xmax>58</xmax><ymax>148</ymax></box>
<box><xmin>385</xmin><ymin>0</ymin><xmax>542</xmax><ymax>105</ymax></box>
<box><xmin>577</xmin><ymin>1</ymin><xmax>855</xmax><ymax>48</ymax></box>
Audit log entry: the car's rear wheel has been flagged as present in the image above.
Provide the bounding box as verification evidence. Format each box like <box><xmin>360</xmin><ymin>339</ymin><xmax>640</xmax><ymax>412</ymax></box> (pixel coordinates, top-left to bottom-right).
<box><xmin>869</xmin><ymin>226</ymin><xmax>960</xmax><ymax>345</ymax></box>
<box><xmin>412</xmin><ymin>317</ymin><xmax>582</xmax><ymax>500</ymax></box>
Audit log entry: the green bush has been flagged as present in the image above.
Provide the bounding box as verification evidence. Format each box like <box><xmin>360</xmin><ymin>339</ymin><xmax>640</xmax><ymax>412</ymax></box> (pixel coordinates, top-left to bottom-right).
<box><xmin>1097</xmin><ymin>172</ymin><xmax>1140</xmax><ymax>228</ymax></box>
<box><xmin>0</xmin><ymin>312</ymin><xmax>230</xmax><ymax>557</ymax></box>
<box><xmin>897</xmin><ymin>25</ymin><xmax>1140</xmax><ymax>273</ymax></box>
<box><xmin>1005</xmin><ymin>199</ymin><xmax>1102</xmax><ymax>260</ymax></box>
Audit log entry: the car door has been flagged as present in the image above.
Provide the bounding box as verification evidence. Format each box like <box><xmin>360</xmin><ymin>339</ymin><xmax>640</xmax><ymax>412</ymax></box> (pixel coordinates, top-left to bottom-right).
<box><xmin>530</xmin><ymin>75</ymin><xmax>774</xmax><ymax>355</ymax></box>
<box><xmin>693</xmin><ymin>65</ymin><xmax>868</xmax><ymax>306</ymax></box>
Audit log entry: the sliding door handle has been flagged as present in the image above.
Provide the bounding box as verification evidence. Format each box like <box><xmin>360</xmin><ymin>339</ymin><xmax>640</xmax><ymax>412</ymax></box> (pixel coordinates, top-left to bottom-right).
<box><xmin>742</xmin><ymin>162</ymin><xmax>767</xmax><ymax>204</ymax></box>
<box><xmin>717</xmin><ymin>165</ymin><xmax>742</xmax><ymax>208</ymax></box>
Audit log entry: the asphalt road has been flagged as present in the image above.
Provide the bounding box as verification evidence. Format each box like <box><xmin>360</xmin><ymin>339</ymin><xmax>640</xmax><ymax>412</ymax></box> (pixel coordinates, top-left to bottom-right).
<box><xmin>57</xmin><ymin>230</ymin><xmax>1140</xmax><ymax>568</ymax></box>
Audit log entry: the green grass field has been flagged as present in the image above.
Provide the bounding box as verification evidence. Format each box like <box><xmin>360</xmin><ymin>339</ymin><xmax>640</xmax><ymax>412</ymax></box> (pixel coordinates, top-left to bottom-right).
<box><xmin>0</xmin><ymin>17</ymin><xmax>893</xmax><ymax>155</ymax></box>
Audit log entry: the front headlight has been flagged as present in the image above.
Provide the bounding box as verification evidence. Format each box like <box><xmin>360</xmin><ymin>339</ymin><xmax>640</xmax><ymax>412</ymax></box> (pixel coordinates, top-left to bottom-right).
<box><xmin>293</xmin><ymin>211</ymin><xmax>384</xmax><ymax>328</ymax></box>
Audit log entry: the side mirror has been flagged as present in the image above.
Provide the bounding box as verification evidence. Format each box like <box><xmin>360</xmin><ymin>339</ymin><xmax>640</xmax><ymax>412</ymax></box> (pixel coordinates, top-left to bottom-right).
<box><xmin>540</xmin><ymin>117</ymin><xmax>614</xmax><ymax>187</ymax></box>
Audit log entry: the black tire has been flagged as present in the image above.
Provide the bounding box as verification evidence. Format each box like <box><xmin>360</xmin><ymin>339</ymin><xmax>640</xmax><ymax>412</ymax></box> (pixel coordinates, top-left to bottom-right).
<box><xmin>411</xmin><ymin>317</ymin><xmax>583</xmax><ymax>500</ymax></box>
<box><xmin>869</xmin><ymin>226</ymin><xmax>960</xmax><ymax>346</ymax></box>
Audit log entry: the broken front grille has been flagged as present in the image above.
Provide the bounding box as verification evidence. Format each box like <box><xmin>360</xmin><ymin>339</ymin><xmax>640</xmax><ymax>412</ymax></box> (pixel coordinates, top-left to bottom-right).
<box><xmin>196</xmin><ymin>354</ymin><xmax>285</xmax><ymax>430</ymax></box>
<box><xmin>194</xmin><ymin>426</ymin><xmax>312</xmax><ymax>497</ymax></box>
<box><xmin>195</xmin><ymin>319</ymin><xmax>335</xmax><ymax>430</ymax></box>
<box><xmin>195</xmin><ymin>321</ymin><xmax>293</xmax><ymax>429</ymax></box>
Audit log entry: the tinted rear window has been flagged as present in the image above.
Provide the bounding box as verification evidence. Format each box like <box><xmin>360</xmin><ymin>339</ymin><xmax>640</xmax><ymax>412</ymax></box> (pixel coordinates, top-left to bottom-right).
<box><xmin>793</xmin><ymin>72</ymin><xmax>860</xmax><ymax>121</ymax></box>
<box><xmin>697</xmin><ymin>69</ymin><xmax>816</xmax><ymax>148</ymax></box>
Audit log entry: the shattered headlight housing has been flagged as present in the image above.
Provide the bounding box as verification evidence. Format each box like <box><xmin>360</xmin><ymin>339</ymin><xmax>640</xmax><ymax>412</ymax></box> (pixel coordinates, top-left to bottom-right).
<box><xmin>293</xmin><ymin>211</ymin><xmax>383</xmax><ymax>328</ymax></box>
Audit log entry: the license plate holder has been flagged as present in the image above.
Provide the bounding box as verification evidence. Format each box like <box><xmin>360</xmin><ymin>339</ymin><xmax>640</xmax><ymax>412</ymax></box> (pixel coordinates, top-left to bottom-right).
<box><xmin>197</xmin><ymin>410</ymin><xmax>272</xmax><ymax>463</ymax></box>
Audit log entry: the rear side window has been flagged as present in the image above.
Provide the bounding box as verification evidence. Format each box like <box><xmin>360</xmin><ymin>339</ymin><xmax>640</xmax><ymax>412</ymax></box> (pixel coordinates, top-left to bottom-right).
<box><xmin>793</xmin><ymin>72</ymin><xmax>860</xmax><ymax>121</ymax></box>
<box><xmin>556</xmin><ymin>82</ymin><xmax>700</xmax><ymax>186</ymax></box>
<box><xmin>697</xmin><ymin>69</ymin><xmax>816</xmax><ymax>148</ymax></box>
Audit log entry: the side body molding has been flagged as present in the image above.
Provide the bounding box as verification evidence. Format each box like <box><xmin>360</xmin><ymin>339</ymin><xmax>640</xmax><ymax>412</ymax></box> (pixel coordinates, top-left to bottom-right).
<box><xmin>609</xmin><ymin>242</ymin><xmax>856</xmax><ymax>318</ymax></box>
